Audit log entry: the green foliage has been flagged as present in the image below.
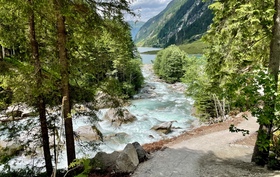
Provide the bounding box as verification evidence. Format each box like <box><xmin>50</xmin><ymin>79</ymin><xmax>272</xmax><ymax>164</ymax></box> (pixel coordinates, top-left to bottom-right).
<box><xmin>200</xmin><ymin>0</ymin><xmax>280</xmax><ymax>165</ymax></box>
<box><xmin>68</xmin><ymin>158</ymin><xmax>91</xmax><ymax>177</ymax></box>
<box><xmin>190</xmin><ymin>0</ymin><xmax>275</xmax><ymax>121</ymax></box>
<box><xmin>153</xmin><ymin>45</ymin><xmax>187</xmax><ymax>83</ymax></box>
<box><xmin>0</xmin><ymin>0</ymin><xmax>143</xmax><ymax>172</ymax></box>
<box><xmin>229</xmin><ymin>124</ymin><xmax>249</xmax><ymax>136</ymax></box>
<box><xmin>181</xmin><ymin>56</ymin><xmax>215</xmax><ymax>120</ymax></box>
<box><xmin>178</xmin><ymin>40</ymin><xmax>208</xmax><ymax>54</ymax></box>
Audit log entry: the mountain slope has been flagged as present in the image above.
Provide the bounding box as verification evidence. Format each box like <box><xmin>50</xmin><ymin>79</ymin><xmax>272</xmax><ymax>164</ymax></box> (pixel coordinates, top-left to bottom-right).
<box><xmin>128</xmin><ymin>21</ymin><xmax>145</xmax><ymax>40</ymax></box>
<box><xmin>134</xmin><ymin>0</ymin><xmax>213</xmax><ymax>47</ymax></box>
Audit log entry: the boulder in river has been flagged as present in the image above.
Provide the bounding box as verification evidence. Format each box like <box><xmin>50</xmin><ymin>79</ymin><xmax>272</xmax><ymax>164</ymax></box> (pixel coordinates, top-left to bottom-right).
<box><xmin>151</xmin><ymin>121</ymin><xmax>175</xmax><ymax>134</ymax></box>
<box><xmin>103</xmin><ymin>132</ymin><xmax>130</xmax><ymax>144</ymax></box>
<box><xmin>75</xmin><ymin>124</ymin><xmax>103</xmax><ymax>141</ymax></box>
<box><xmin>103</xmin><ymin>108</ymin><xmax>137</xmax><ymax>126</ymax></box>
<box><xmin>94</xmin><ymin>91</ymin><xmax>123</xmax><ymax>109</ymax></box>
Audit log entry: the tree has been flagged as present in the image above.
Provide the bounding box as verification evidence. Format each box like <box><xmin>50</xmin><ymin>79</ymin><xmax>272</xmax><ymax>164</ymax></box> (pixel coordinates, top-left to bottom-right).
<box><xmin>251</xmin><ymin>0</ymin><xmax>280</xmax><ymax>165</ymax></box>
<box><xmin>202</xmin><ymin>0</ymin><xmax>280</xmax><ymax>165</ymax></box>
<box><xmin>153</xmin><ymin>45</ymin><xmax>186</xmax><ymax>83</ymax></box>
<box><xmin>28</xmin><ymin>0</ymin><xmax>52</xmax><ymax>175</ymax></box>
<box><xmin>52</xmin><ymin>0</ymin><xmax>76</xmax><ymax>166</ymax></box>
<box><xmin>0</xmin><ymin>0</ymin><xmax>142</xmax><ymax>174</ymax></box>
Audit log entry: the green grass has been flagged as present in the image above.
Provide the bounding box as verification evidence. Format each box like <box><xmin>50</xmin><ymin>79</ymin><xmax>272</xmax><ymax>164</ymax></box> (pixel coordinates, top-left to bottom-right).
<box><xmin>140</xmin><ymin>40</ymin><xmax>208</xmax><ymax>55</ymax></box>
<box><xmin>179</xmin><ymin>40</ymin><xmax>208</xmax><ymax>54</ymax></box>
<box><xmin>140</xmin><ymin>50</ymin><xmax>160</xmax><ymax>55</ymax></box>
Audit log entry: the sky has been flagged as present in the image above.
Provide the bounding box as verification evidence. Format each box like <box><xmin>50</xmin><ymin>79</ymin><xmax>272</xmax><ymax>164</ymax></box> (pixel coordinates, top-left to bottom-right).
<box><xmin>127</xmin><ymin>0</ymin><xmax>173</xmax><ymax>22</ymax></box>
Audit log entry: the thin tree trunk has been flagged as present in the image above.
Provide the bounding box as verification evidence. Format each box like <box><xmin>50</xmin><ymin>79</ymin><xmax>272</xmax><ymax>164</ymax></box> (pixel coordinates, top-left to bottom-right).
<box><xmin>2</xmin><ymin>46</ymin><xmax>5</xmax><ymax>59</ymax></box>
<box><xmin>252</xmin><ymin>0</ymin><xmax>280</xmax><ymax>165</ymax></box>
<box><xmin>12</xmin><ymin>46</ymin><xmax>15</xmax><ymax>56</ymax></box>
<box><xmin>212</xmin><ymin>94</ymin><xmax>219</xmax><ymax>118</ymax></box>
<box><xmin>0</xmin><ymin>45</ymin><xmax>2</xmax><ymax>61</ymax></box>
<box><xmin>56</xmin><ymin>4</ymin><xmax>76</xmax><ymax>166</ymax></box>
<box><xmin>28</xmin><ymin>0</ymin><xmax>53</xmax><ymax>175</ymax></box>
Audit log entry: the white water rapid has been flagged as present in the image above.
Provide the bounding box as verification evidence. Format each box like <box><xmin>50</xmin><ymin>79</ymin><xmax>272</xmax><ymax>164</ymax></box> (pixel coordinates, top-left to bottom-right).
<box><xmin>0</xmin><ymin>47</ymin><xmax>197</xmax><ymax>171</ymax></box>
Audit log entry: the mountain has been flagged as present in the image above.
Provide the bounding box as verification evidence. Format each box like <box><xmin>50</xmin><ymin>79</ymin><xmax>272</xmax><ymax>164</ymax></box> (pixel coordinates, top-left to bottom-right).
<box><xmin>134</xmin><ymin>0</ymin><xmax>213</xmax><ymax>47</ymax></box>
<box><xmin>128</xmin><ymin>21</ymin><xmax>145</xmax><ymax>40</ymax></box>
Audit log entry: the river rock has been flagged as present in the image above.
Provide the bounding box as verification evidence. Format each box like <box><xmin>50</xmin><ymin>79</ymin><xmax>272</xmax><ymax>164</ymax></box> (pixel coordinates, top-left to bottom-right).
<box><xmin>73</xmin><ymin>104</ymin><xmax>90</xmax><ymax>112</ymax></box>
<box><xmin>133</xmin><ymin>83</ymin><xmax>157</xmax><ymax>99</ymax></box>
<box><xmin>116</xmin><ymin>143</ymin><xmax>139</xmax><ymax>173</ymax></box>
<box><xmin>103</xmin><ymin>132</ymin><xmax>130</xmax><ymax>144</ymax></box>
<box><xmin>169</xmin><ymin>82</ymin><xmax>186</xmax><ymax>93</ymax></box>
<box><xmin>75</xmin><ymin>125</ymin><xmax>103</xmax><ymax>141</ymax></box>
<box><xmin>151</xmin><ymin>121</ymin><xmax>174</xmax><ymax>134</ymax></box>
<box><xmin>4</xmin><ymin>104</ymin><xmax>35</xmax><ymax>119</ymax></box>
<box><xmin>91</xmin><ymin>143</ymin><xmax>141</xmax><ymax>173</ymax></box>
<box><xmin>132</xmin><ymin>142</ymin><xmax>148</xmax><ymax>162</ymax></box>
<box><xmin>103</xmin><ymin>108</ymin><xmax>137</xmax><ymax>126</ymax></box>
<box><xmin>91</xmin><ymin>151</ymin><xmax>121</xmax><ymax>171</ymax></box>
<box><xmin>94</xmin><ymin>91</ymin><xmax>123</xmax><ymax>109</ymax></box>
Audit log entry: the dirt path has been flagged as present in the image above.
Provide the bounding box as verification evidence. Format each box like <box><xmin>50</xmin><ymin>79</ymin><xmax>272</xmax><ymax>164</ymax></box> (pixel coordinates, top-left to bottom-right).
<box><xmin>132</xmin><ymin>113</ymin><xmax>280</xmax><ymax>177</ymax></box>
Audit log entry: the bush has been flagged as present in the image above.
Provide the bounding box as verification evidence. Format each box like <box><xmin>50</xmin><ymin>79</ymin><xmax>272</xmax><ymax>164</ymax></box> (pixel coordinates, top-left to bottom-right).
<box><xmin>153</xmin><ymin>45</ymin><xmax>187</xmax><ymax>83</ymax></box>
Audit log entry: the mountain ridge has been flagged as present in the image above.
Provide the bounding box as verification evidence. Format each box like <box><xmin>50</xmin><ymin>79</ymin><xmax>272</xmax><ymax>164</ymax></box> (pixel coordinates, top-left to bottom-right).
<box><xmin>134</xmin><ymin>0</ymin><xmax>213</xmax><ymax>47</ymax></box>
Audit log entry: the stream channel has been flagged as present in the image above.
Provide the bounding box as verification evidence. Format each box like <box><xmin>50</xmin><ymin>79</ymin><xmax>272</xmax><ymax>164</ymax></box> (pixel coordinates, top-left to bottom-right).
<box><xmin>0</xmin><ymin>47</ymin><xmax>197</xmax><ymax>170</ymax></box>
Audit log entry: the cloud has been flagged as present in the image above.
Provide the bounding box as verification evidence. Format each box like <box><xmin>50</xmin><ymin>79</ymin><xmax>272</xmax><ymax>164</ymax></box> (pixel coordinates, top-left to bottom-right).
<box><xmin>126</xmin><ymin>0</ymin><xmax>172</xmax><ymax>22</ymax></box>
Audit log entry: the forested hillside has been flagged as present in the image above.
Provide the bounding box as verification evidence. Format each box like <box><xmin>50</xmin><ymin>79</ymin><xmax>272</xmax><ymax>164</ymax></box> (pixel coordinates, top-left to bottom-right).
<box><xmin>134</xmin><ymin>0</ymin><xmax>213</xmax><ymax>47</ymax></box>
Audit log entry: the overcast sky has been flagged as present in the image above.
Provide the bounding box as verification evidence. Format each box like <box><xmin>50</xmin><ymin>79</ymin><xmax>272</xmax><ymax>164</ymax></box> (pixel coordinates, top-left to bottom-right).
<box><xmin>126</xmin><ymin>0</ymin><xmax>173</xmax><ymax>22</ymax></box>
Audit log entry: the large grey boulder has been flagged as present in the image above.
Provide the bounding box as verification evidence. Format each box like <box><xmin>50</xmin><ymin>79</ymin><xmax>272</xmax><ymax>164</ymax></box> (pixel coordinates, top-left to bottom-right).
<box><xmin>151</xmin><ymin>121</ymin><xmax>174</xmax><ymax>134</ymax></box>
<box><xmin>94</xmin><ymin>91</ymin><xmax>123</xmax><ymax>109</ymax></box>
<box><xmin>132</xmin><ymin>142</ymin><xmax>148</xmax><ymax>162</ymax></box>
<box><xmin>90</xmin><ymin>143</ymin><xmax>142</xmax><ymax>173</ymax></box>
<box><xmin>103</xmin><ymin>108</ymin><xmax>137</xmax><ymax>126</ymax></box>
<box><xmin>104</xmin><ymin>132</ymin><xmax>130</xmax><ymax>144</ymax></box>
<box><xmin>91</xmin><ymin>151</ymin><xmax>120</xmax><ymax>172</ymax></box>
<box><xmin>116</xmin><ymin>144</ymin><xmax>139</xmax><ymax>173</ymax></box>
<box><xmin>75</xmin><ymin>125</ymin><xmax>103</xmax><ymax>141</ymax></box>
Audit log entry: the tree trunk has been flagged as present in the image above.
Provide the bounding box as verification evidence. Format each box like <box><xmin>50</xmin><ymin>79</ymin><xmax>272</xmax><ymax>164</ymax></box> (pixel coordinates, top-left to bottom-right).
<box><xmin>0</xmin><ymin>45</ymin><xmax>2</xmax><ymax>61</ymax></box>
<box><xmin>2</xmin><ymin>46</ymin><xmax>5</xmax><ymax>59</ymax></box>
<box><xmin>56</xmin><ymin>5</ymin><xmax>76</xmax><ymax>166</ymax></box>
<box><xmin>252</xmin><ymin>0</ymin><xmax>280</xmax><ymax>165</ymax></box>
<box><xmin>28</xmin><ymin>0</ymin><xmax>53</xmax><ymax>175</ymax></box>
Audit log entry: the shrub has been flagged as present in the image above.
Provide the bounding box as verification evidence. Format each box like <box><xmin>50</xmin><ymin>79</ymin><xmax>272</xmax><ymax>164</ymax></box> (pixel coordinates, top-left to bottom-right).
<box><xmin>153</xmin><ymin>45</ymin><xmax>187</xmax><ymax>83</ymax></box>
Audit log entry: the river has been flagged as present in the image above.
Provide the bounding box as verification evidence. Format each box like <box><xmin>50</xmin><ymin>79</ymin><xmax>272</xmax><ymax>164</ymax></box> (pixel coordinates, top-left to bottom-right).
<box><xmin>0</xmin><ymin>47</ymin><xmax>197</xmax><ymax>171</ymax></box>
<box><xmin>137</xmin><ymin>47</ymin><xmax>161</xmax><ymax>64</ymax></box>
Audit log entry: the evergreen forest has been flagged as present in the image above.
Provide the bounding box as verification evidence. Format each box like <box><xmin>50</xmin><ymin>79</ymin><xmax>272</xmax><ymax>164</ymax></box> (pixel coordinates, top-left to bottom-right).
<box><xmin>1</xmin><ymin>0</ymin><xmax>280</xmax><ymax>176</ymax></box>
<box><xmin>0</xmin><ymin>0</ymin><xmax>143</xmax><ymax>176</ymax></box>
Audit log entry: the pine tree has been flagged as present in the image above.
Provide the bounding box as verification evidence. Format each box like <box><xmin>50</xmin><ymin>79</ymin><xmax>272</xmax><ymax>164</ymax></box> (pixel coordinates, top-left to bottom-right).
<box><xmin>28</xmin><ymin>0</ymin><xmax>52</xmax><ymax>175</ymax></box>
